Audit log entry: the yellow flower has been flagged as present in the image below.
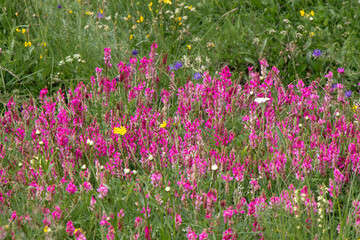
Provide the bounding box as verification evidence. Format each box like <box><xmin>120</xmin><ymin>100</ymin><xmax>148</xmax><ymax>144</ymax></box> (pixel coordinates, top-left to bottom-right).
<box><xmin>146</xmin><ymin>34</ymin><xmax>150</xmax><ymax>38</ymax></box>
<box><xmin>187</xmin><ymin>45</ymin><xmax>191</xmax><ymax>50</ymax></box>
<box><xmin>74</xmin><ymin>228</ymin><xmax>85</xmax><ymax>234</ymax></box>
<box><xmin>69</xmin><ymin>10</ymin><xmax>73</xmax><ymax>14</ymax></box>
<box><xmin>306</xmin><ymin>13</ymin><xmax>310</xmax><ymax>18</ymax></box>
<box><xmin>40</xmin><ymin>54</ymin><xmax>43</xmax><ymax>59</ymax></box>
<box><xmin>309</xmin><ymin>32</ymin><xmax>315</xmax><ymax>37</ymax></box>
<box><xmin>353</xmin><ymin>105</ymin><xmax>358</xmax><ymax>112</ymax></box>
<box><xmin>85</xmin><ymin>11</ymin><xmax>94</xmax><ymax>15</ymax></box>
<box><xmin>44</xmin><ymin>226</ymin><xmax>49</xmax><ymax>233</ymax></box>
<box><xmin>176</xmin><ymin>17</ymin><xmax>182</xmax><ymax>21</ymax></box>
<box><xmin>188</xmin><ymin>5</ymin><xmax>192</xmax><ymax>10</ymax></box>
<box><xmin>24</xmin><ymin>41</ymin><xmax>32</xmax><ymax>47</ymax></box>
<box><xmin>22</xmin><ymin>29</ymin><xmax>26</xmax><ymax>34</ymax></box>
<box><xmin>15</xmin><ymin>12</ymin><xmax>19</xmax><ymax>16</ymax></box>
<box><xmin>300</xmin><ymin>9</ymin><xmax>305</xmax><ymax>17</ymax></box>
<box><xmin>310</xmin><ymin>11</ymin><xmax>314</xmax><ymax>16</ymax></box>
<box><xmin>114</xmin><ymin>126</ymin><xmax>127</xmax><ymax>135</ymax></box>
<box><xmin>125</xmin><ymin>14</ymin><xmax>131</xmax><ymax>20</ymax></box>
<box><xmin>160</xmin><ymin>121</ymin><xmax>167</xmax><ymax>128</ymax></box>
<box><xmin>137</xmin><ymin>15</ymin><xmax>144</xmax><ymax>23</ymax></box>
<box><xmin>100</xmin><ymin>9</ymin><xmax>103</xmax><ymax>14</ymax></box>
<box><xmin>159</xmin><ymin>0</ymin><xmax>172</xmax><ymax>4</ymax></box>
<box><xmin>129</xmin><ymin>34</ymin><xmax>133</xmax><ymax>40</ymax></box>
<box><xmin>148</xmin><ymin>2</ymin><xmax>153</xmax><ymax>11</ymax></box>
<box><xmin>41</xmin><ymin>42</ymin><xmax>47</xmax><ymax>47</ymax></box>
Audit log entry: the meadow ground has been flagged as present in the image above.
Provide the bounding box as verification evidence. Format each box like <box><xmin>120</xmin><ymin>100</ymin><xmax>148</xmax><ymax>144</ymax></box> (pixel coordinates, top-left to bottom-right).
<box><xmin>0</xmin><ymin>0</ymin><xmax>360</xmax><ymax>239</ymax></box>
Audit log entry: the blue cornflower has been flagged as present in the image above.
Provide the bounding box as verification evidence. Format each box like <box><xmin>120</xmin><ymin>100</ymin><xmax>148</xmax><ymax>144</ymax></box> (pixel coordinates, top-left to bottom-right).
<box><xmin>345</xmin><ymin>90</ymin><xmax>353</xmax><ymax>98</ymax></box>
<box><xmin>332</xmin><ymin>84</ymin><xmax>338</xmax><ymax>90</ymax></box>
<box><xmin>132</xmin><ymin>50</ymin><xmax>139</xmax><ymax>56</ymax></box>
<box><xmin>193</xmin><ymin>72</ymin><xmax>202</xmax><ymax>80</ymax></box>
<box><xmin>97</xmin><ymin>13</ymin><xmax>104</xmax><ymax>18</ymax></box>
<box><xmin>57</xmin><ymin>4</ymin><xmax>63</xmax><ymax>9</ymax></box>
<box><xmin>174</xmin><ymin>61</ymin><xmax>183</xmax><ymax>70</ymax></box>
<box><xmin>313</xmin><ymin>49</ymin><xmax>322</xmax><ymax>57</ymax></box>
<box><xmin>168</xmin><ymin>65</ymin><xmax>174</xmax><ymax>71</ymax></box>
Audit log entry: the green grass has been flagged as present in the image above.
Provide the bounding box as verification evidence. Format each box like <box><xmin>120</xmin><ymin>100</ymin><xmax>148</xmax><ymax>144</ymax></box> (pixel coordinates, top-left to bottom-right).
<box><xmin>1</xmin><ymin>0</ymin><xmax>360</xmax><ymax>105</ymax></box>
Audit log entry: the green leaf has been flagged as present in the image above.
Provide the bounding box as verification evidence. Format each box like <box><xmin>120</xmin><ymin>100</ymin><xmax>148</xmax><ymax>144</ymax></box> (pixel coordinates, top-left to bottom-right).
<box><xmin>275</xmin><ymin>125</ymin><xmax>286</xmax><ymax>148</ymax></box>
<box><xmin>244</xmin><ymin>57</ymin><xmax>256</xmax><ymax>66</ymax></box>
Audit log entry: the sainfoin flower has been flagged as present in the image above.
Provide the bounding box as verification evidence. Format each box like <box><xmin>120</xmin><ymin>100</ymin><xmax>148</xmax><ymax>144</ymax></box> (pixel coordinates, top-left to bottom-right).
<box><xmin>97</xmin><ymin>183</ymin><xmax>108</xmax><ymax>199</ymax></box>
<box><xmin>66</xmin><ymin>182</ymin><xmax>77</xmax><ymax>194</ymax></box>
<box><xmin>337</xmin><ymin>68</ymin><xmax>344</xmax><ymax>74</ymax></box>
<box><xmin>66</xmin><ymin>221</ymin><xmax>75</xmax><ymax>236</ymax></box>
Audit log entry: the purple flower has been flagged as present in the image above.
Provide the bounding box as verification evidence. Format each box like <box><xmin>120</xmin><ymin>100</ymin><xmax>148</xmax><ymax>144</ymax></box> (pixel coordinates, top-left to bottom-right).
<box><xmin>132</xmin><ymin>50</ymin><xmax>139</xmax><ymax>56</ymax></box>
<box><xmin>345</xmin><ymin>90</ymin><xmax>352</xmax><ymax>98</ymax></box>
<box><xmin>97</xmin><ymin>13</ymin><xmax>104</xmax><ymax>18</ymax></box>
<box><xmin>57</xmin><ymin>4</ymin><xmax>62</xmax><ymax>9</ymax></box>
<box><xmin>193</xmin><ymin>72</ymin><xmax>202</xmax><ymax>80</ymax></box>
<box><xmin>332</xmin><ymin>84</ymin><xmax>338</xmax><ymax>90</ymax></box>
<box><xmin>313</xmin><ymin>49</ymin><xmax>322</xmax><ymax>57</ymax></box>
<box><xmin>168</xmin><ymin>65</ymin><xmax>174</xmax><ymax>71</ymax></box>
<box><xmin>174</xmin><ymin>62</ymin><xmax>183</xmax><ymax>70</ymax></box>
<box><xmin>337</xmin><ymin>68</ymin><xmax>344</xmax><ymax>74</ymax></box>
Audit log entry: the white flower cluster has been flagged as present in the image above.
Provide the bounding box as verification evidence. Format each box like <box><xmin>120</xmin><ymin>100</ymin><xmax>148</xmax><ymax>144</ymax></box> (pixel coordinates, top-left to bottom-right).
<box><xmin>58</xmin><ymin>53</ymin><xmax>85</xmax><ymax>66</ymax></box>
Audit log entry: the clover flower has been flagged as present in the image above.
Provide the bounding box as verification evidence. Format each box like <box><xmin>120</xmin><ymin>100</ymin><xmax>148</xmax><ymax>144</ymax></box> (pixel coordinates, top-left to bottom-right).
<box><xmin>313</xmin><ymin>49</ymin><xmax>322</xmax><ymax>57</ymax></box>
<box><xmin>174</xmin><ymin>61</ymin><xmax>183</xmax><ymax>70</ymax></box>
<box><xmin>193</xmin><ymin>72</ymin><xmax>202</xmax><ymax>80</ymax></box>
<box><xmin>132</xmin><ymin>50</ymin><xmax>139</xmax><ymax>56</ymax></box>
<box><xmin>345</xmin><ymin>90</ymin><xmax>352</xmax><ymax>98</ymax></box>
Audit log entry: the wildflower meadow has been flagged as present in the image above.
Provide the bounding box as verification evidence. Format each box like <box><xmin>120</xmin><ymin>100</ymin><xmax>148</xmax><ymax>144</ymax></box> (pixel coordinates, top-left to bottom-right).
<box><xmin>1</xmin><ymin>0</ymin><xmax>360</xmax><ymax>239</ymax></box>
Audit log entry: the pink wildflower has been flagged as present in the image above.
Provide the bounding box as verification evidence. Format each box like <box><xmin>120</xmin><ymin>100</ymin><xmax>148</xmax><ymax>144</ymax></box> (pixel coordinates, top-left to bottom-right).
<box><xmin>66</xmin><ymin>182</ymin><xmax>78</xmax><ymax>194</ymax></box>
<box><xmin>97</xmin><ymin>183</ymin><xmax>108</xmax><ymax>199</ymax></box>
<box><xmin>66</xmin><ymin>220</ymin><xmax>75</xmax><ymax>236</ymax></box>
